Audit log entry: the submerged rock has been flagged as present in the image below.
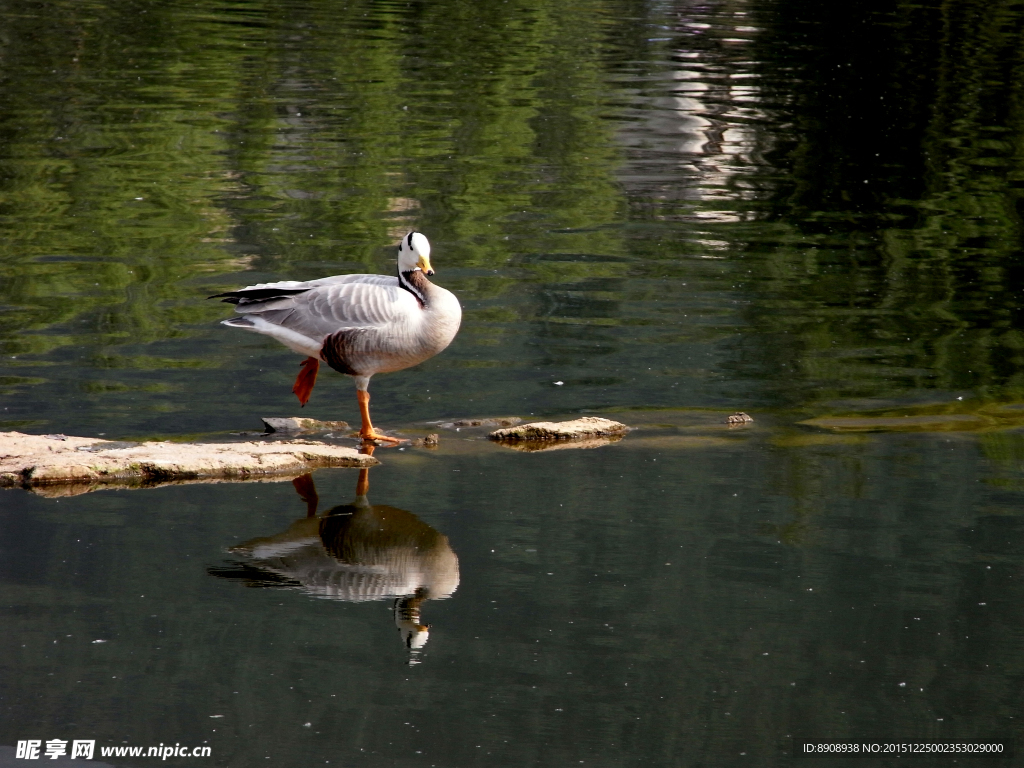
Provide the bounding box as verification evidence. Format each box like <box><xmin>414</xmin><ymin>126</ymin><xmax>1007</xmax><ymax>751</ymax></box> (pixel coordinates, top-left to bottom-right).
<box><xmin>726</xmin><ymin>412</ymin><xmax>754</xmax><ymax>425</ymax></box>
<box><xmin>624</xmin><ymin>435</ymin><xmax>737</xmax><ymax>449</ymax></box>
<box><xmin>495</xmin><ymin>434</ymin><xmax>626</xmax><ymax>453</ymax></box>
<box><xmin>799</xmin><ymin>401</ymin><xmax>1024</xmax><ymax>434</ymax></box>
<box><xmin>406</xmin><ymin>433</ymin><xmax>440</xmax><ymax>448</ymax></box>
<box><xmin>262</xmin><ymin>417</ymin><xmax>350</xmax><ymax>433</ymax></box>
<box><xmin>0</xmin><ymin>431</ymin><xmax>377</xmax><ymax>496</ymax></box>
<box><xmin>413</xmin><ymin>433</ymin><xmax>440</xmax><ymax>448</ymax></box>
<box><xmin>488</xmin><ymin>416</ymin><xmax>628</xmax><ymax>443</ymax></box>
<box><xmin>800</xmin><ymin>414</ymin><xmax>985</xmax><ymax>432</ymax></box>
<box><xmin>438</xmin><ymin>416</ymin><xmax>522</xmax><ymax>429</ymax></box>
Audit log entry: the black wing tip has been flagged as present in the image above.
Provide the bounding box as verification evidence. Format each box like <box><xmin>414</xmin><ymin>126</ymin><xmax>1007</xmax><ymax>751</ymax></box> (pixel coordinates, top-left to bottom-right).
<box><xmin>207</xmin><ymin>287</ymin><xmax>310</xmax><ymax>304</ymax></box>
<box><xmin>208</xmin><ymin>292</ymin><xmax>241</xmax><ymax>303</ymax></box>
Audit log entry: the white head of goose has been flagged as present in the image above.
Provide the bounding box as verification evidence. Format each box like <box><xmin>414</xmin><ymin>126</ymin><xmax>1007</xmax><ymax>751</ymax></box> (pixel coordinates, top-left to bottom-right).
<box><xmin>211</xmin><ymin>232</ymin><xmax>461</xmax><ymax>442</ymax></box>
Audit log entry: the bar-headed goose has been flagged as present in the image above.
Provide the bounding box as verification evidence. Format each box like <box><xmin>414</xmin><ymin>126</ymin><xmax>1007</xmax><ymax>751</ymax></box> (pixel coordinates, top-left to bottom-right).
<box><xmin>211</xmin><ymin>232</ymin><xmax>461</xmax><ymax>441</ymax></box>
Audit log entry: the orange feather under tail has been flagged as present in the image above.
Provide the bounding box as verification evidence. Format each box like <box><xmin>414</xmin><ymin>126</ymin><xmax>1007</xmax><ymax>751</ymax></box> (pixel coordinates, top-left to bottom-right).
<box><xmin>291</xmin><ymin>473</ymin><xmax>320</xmax><ymax>517</ymax></box>
<box><xmin>292</xmin><ymin>357</ymin><xmax>320</xmax><ymax>407</ymax></box>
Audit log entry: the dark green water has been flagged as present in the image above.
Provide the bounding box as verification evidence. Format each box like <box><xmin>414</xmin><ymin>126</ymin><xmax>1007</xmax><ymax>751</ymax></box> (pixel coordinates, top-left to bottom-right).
<box><xmin>2</xmin><ymin>0</ymin><xmax>1024</xmax><ymax>765</ymax></box>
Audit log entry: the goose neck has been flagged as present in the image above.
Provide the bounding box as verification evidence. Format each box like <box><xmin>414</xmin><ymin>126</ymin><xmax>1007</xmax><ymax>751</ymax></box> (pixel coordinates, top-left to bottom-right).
<box><xmin>398</xmin><ymin>269</ymin><xmax>431</xmax><ymax>307</ymax></box>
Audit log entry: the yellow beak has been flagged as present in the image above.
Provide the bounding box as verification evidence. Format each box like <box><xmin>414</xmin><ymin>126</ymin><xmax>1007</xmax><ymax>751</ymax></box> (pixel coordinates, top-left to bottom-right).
<box><xmin>417</xmin><ymin>255</ymin><xmax>434</xmax><ymax>275</ymax></box>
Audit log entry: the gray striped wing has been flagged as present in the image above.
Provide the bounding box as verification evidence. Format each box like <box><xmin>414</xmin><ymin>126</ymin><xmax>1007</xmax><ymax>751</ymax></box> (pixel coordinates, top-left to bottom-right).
<box><xmin>235</xmin><ymin>275</ymin><xmax>417</xmax><ymax>342</ymax></box>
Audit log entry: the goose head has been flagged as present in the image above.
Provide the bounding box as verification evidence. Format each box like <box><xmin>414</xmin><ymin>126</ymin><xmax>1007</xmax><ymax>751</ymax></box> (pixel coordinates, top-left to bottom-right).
<box><xmin>398</xmin><ymin>231</ymin><xmax>433</xmax><ymax>275</ymax></box>
<box><xmin>401</xmin><ymin>622</ymin><xmax>430</xmax><ymax>651</ymax></box>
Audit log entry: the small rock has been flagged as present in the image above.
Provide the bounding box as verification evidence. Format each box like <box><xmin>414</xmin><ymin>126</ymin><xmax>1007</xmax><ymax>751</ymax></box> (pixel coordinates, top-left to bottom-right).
<box><xmin>411</xmin><ymin>434</ymin><xmax>440</xmax><ymax>448</ymax></box>
<box><xmin>262</xmin><ymin>417</ymin><xmax>349</xmax><ymax>434</ymax></box>
<box><xmin>726</xmin><ymin>412</ymin><xmax>754</xmax><ymax>425</ymax></box>
<box><xmin>489</xmin><ymin>416</ymin><xmax>628</xmax><ymax>442</ymax></box>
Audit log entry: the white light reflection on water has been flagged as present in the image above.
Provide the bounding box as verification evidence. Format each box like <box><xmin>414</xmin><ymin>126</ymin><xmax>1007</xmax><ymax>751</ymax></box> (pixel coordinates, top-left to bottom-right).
<box><xmin>616</xmin><ymin>0</ymin><xmax>779</xmax><ymax>224</ymax></box>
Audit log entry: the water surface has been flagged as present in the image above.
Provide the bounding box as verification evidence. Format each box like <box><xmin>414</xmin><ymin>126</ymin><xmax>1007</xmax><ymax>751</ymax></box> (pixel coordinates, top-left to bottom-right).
<box><xmin>2</xmin><ymin>0</ymin><xmax>1024</xmax><ymax>765</ymax></box>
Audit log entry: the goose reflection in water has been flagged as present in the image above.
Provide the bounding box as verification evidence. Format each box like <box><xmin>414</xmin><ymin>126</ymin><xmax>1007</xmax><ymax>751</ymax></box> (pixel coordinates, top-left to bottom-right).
<box><xmin>210</xmin><ymin>455</ymin><xmax>459</xmax><ymax>663</ymax></box>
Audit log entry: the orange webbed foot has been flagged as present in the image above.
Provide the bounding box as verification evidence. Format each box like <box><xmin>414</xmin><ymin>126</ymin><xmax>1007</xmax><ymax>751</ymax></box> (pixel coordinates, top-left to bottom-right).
<box><xmin>356</xmin><ymin>431</ymin><xmax>407</xmax><ymax>444</ymax></box>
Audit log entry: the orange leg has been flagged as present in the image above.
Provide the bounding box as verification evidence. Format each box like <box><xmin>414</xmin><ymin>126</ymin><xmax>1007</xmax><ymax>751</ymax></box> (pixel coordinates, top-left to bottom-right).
<box><xmin>356</xmin><ymin>389</ymin><xmax>405</xmax><ymax>443</ymax></box>
<box><xmin>356</xmin><ymin>444</ymin><xmax>375</xmax><ymax>495</ymax></box>
<box><xmin>355</xmin><ymin>468</ymin><xmax>371</xmax><ymax>496</ymax></box>
<box><xmin>292</xmin><ymin>357</ymin><xmax>319</xmax><ymax>406</ymax></box>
